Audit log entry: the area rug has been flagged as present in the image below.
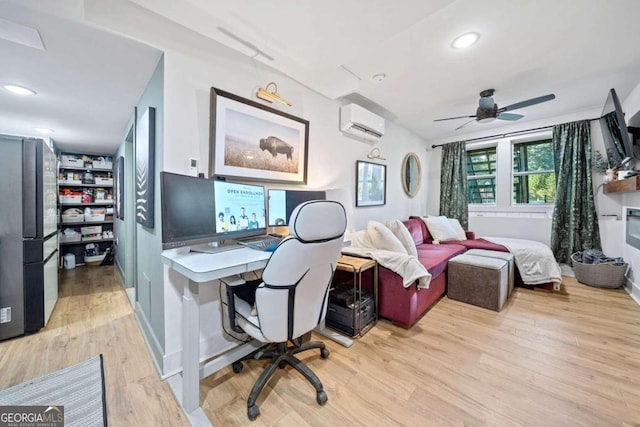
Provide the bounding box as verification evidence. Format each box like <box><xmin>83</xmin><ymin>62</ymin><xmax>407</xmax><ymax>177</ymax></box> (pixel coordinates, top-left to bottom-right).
<box><xmin>0</xmin><ymin>354</ymin><xmax>107</xmax><ymax>426</ymax></box>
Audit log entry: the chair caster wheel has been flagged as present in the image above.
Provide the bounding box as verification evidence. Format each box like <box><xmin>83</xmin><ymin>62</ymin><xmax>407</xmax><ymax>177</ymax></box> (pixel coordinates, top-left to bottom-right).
<box><xmin>232</xmin><ymin>361</ymin><xmax>243</xmax><ymax>374</ymax></box>
<box><xmin>278</xmin><ymin>360</ymin><xmax>287</xmax><ymax>369</ymax></box>
<box><xmin>320</xmin><ymin>348</ymin><xmax>330</xmax><ymax>359</ymax></box>
<box><xmin>316</xmin><ymin>390</ymin><xmax>328</xmax><ymax>406</ymax></box>
<box><xmin>247</xmin><ymin>404</ymin><xmax>260</xmax><ymax>421</ymax></box>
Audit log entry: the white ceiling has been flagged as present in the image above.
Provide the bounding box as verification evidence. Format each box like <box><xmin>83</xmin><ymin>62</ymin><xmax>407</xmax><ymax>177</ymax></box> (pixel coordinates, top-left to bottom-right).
<box><xmin>0</xmin><ymin>1</ymin><xmax>161</xmax><ymax>154</ymax></box>
<box><xmin>2</xmin><ymin>0</ymin><xmax>640</xmax><ymax>152</ymax></box>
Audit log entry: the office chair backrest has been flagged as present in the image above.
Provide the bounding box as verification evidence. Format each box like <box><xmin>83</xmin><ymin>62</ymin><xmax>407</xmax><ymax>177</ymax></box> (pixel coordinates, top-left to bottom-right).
<box><xmin>256</xmin><ymin>200</ymin><xmax>346</xmax><ymax>342</ymax></box>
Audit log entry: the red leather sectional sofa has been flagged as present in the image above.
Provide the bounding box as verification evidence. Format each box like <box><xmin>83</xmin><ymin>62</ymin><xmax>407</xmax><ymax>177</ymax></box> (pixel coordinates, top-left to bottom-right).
<box><xmin>377</xmin><ymin>217</ymin><xmax>508</xmax><ymax>328</ymax></box>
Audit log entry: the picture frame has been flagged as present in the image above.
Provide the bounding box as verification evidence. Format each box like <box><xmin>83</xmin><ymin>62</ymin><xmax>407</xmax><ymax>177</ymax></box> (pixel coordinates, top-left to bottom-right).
<box><xmin>135</xmin><ymin>106</ymin><xmax>155</xmax><ymax>228</ymax></box>
<box><xmin>209</xmin><ymin>87</ymin><xmax>309</xmax><ymax>184</ymax></box>
<box><xmin>356</xmin><ymin>160</ymin><xmax>386</xmax><ymax>207</ymax></box>
<box><xmin>114</xmin><ymin>155</ymin><xmax>125</xmax><ymax>220</ymax></box>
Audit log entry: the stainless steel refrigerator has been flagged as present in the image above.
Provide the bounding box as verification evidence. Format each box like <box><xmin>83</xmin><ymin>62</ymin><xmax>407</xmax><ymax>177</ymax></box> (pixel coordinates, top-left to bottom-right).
<box><xmin>0</xmin><ymin>135</ymin><xmax>58</xmax><ymax>340</ymax></box>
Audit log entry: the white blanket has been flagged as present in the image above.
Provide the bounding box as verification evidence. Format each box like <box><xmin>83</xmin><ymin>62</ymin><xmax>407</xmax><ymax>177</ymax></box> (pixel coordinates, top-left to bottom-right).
<box><xmin>343</xmin><ymin>230</ymin><xmax>431</xmax><ymax>289</ymax></box>
<box><xmin>482</xmin><ymin>237</ymin><xmax>562</xmax><ymax>286</ymax></box>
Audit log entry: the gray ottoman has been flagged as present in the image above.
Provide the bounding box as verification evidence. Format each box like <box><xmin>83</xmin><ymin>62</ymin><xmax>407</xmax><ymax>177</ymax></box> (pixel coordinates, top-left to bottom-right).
<box><xmin>448</xmin><ymin>253</ymin><xmax>509</xmax><ymax>311</ymax></box>
<box><xmin>465</xmin><ymin>249</ymin><xmax>515</xmax><ymax>297</ymax></box>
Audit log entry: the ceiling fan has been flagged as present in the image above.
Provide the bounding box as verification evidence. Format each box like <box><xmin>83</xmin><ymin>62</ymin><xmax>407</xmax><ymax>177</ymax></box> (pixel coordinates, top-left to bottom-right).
<box><xmin>434</xmin><ymin>89</ymin><xmax>556</xmax><ymax>130</ymax></box>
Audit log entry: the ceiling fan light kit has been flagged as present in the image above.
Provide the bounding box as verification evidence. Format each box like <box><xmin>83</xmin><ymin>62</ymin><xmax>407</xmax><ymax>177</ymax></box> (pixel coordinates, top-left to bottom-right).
<box><xmin>256</xmin><ymin>81</ymin><xmax>292</xmax><ymax>107</ymax></box>
<box><xmin>435</xmin><ymin>88</ymin><xmax>556</xmax><ymax>130</ymax></box>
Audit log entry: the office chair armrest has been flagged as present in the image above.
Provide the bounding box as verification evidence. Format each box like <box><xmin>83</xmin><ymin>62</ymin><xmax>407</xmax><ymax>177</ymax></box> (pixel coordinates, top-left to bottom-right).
<box><xmin>220</xmin><ymin>275</ymin><xmax>247</xmax><ymax>334</ymax></box>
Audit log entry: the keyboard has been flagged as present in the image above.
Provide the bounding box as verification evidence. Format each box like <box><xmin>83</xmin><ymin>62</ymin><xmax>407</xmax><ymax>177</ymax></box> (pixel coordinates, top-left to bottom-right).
<box><xmin>237</xmin><ymin>236</ymin><xmax>282</xmax><ymax>251</ymax></box>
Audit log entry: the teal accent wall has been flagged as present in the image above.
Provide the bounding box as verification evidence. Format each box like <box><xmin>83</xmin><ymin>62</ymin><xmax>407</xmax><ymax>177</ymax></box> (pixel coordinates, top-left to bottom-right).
<box><xmin>134</xmin><ymin>55</ymin><xmax>165</xmax><ymax>348</ymax></box>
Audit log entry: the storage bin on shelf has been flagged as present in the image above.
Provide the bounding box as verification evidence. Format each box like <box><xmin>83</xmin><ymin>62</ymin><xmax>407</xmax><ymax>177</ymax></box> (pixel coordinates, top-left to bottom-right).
<box><xmin>84</xmin><ymin>254</ymin><xmax>106</xmax><ymax>266</ymax></box>
<box><xmin>84</xmin><ymin>242</ymin><xmax>105</xmax><ymax>266</ymax></box>
<box><xmin>60</xmin><ymin>156</ymin><xmax>85</xmax><ymax>168</ymax></box>
<box><xmin>82</xmin><ymin>234</ymin><xmax>102</xmax><ymax>241</ymax></box>
<box><xmin>81</xmin><ymin>225</ymin><xmax>102</xmax><ymax>235</ymax></box>
<box><xmin>94</xmin><ymin>177</ymin><xmax>113</xmax><ymax>185</ymax></box>
<box><xmin>92</xmin><ymin>157</ymin><xmax>113</xmax><ymax>170</ymax></box>
<box><xmin>59</xmin><ymin>194</ymin><xmax>82</xmax><ymax>203</ymax></box>
<box><xmin>60</xmin><ymin>228</ymin><xmax>81</xmax><ymax>243</ymax></box>
<box><xmin>61</xmin><ymin>208</ymin><xmax>84</xmax><ymax>223</ymax></box>
<box><xmin>84</xmin><ymin>206</ymin><xmax>106</xmax><ymax>222</ymax></box>
<box><xmin>571</xmin><ymin>252</ymin><xmax>628</xmax><ymax>288</ymax></box>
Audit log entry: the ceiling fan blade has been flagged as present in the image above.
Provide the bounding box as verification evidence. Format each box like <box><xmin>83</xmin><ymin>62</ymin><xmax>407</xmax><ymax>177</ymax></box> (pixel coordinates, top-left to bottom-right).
<box><xmin>434</xmin><ymin>115</ymin><xmax>476</xmax><ymax>122</ymax></box>
<box><xmin>455</xmin><ymin>119</ymin><xmax>476</xmax><ymax>130</ymax></box>
<box><xmin>498</xmin><ymin>94</ymin><xmax>556</xmax><ymax>112</ymax></box>
<box><xmin>497</xmin><ymin>112</ymin><xmax>524</xmax><ymax>121</ymax></box>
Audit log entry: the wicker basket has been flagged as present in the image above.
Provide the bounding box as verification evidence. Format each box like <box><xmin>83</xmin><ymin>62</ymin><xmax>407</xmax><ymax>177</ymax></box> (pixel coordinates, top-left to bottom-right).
<box><xmin>571</xmin><ymin>252</ymin><xmax>628</xmax><ymax>288</ymax></box>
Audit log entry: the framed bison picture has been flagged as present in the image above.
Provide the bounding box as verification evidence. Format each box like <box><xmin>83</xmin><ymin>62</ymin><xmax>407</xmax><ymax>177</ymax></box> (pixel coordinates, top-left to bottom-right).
<box><xmin>209</xmin><ymin>87</ymin><xmax>309</xmax><ymax>184</ymax></box>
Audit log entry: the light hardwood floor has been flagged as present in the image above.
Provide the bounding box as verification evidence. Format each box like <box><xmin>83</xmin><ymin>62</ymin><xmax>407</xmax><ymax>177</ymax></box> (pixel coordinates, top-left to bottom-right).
<box><xmin>1</xmin><ymin>267</ymin><xmax>639</xmax><ymax>426</ymax></box>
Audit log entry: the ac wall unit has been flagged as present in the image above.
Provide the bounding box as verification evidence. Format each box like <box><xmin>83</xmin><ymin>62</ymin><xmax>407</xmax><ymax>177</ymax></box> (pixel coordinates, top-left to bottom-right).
<box><xmin>340</xmin><ymin>104</ymin><xmax>385</xmax><ymax>143</ymax></box>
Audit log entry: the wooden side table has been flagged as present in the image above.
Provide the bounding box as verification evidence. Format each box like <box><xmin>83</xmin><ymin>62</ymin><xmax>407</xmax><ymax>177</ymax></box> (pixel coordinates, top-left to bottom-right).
<box><xmin>329</xmin><ymin>254</ymin><xmax>378</xmax><ymax>337</ymax></box>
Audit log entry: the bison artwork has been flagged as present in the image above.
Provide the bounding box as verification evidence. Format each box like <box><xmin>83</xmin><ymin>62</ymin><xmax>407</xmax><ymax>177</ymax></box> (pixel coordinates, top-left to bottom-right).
<box><xmin>259</xmin><ymin>136</ymin><xmax>294</xmax><ymax>160</ymax></box>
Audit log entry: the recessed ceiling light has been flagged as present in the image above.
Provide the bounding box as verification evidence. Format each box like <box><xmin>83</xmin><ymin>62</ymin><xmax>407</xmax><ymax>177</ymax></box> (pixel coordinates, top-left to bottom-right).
<box><xmin>34</xmin><ymin>127</ymin><xmax>53</xmax><ymax>134</ymax></box>
<box><xmin>3</xmin><ymin>84</ymin><xmax>36</xmax><ymax>95</ymax></box>
<box><xmin>371</xmin><ymin>73</ymin><xmax>386</xmax><ymax>82</ymax></box>
<box><xmin>452</xmin><ymin>32</ymin><xmax>480</xmax><ymax>49</ymax></box>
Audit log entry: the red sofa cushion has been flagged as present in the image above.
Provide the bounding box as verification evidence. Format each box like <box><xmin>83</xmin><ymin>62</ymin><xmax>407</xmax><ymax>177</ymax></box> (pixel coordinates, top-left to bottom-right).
<box><xmin>416</xmin><ymin>243</ymin><xmax>466</xmax><ymax>278</ymax></box>
<box><xmin>408</xmin><ymin>216</ymin><xmax>431</xmax><ymax>242</ymax></box>
<box><xmin>403</xmin><ymin>218</ymin><xmax>426</xmax><ymax>246</ymax></box>
<box><xmin>441</xmin><ymin>238</ymin><xmax>508</xmax><ymax>252</ymax></box>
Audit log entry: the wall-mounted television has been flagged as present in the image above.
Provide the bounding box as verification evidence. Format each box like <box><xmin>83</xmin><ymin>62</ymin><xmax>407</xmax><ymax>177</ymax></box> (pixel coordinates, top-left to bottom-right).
<box><xmin>161</xmin><ymin>172</ymin><xmax>217</xmax><ymax>250</ymax></box>
<box><xmin>268</xmin><ymin>189</ymin><xmax>326</xmax><ymax>226</ymax></box>
<box><xmin>600</xmin><ymin>88</ymin><xmax>636</xmax><ymax>168</ymax></box>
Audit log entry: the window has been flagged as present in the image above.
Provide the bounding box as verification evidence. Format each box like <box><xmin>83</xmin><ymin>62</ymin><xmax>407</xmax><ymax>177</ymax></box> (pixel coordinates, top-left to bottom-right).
<box><xmin>512</xmin><ymin>139</ymin><xmax>555</xmax><ymax>204</ymax></box>
<box><xmin>467</xmin><ymin>147</ymin><xmax>496</xmax><ymax>204</ymax></box>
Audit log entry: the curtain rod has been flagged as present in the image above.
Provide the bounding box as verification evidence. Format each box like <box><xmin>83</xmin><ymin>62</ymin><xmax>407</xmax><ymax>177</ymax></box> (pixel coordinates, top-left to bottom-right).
<box><xmin>430</xmin><ymin>117</ymin><xmax>601</xmax><ymax>148</ymax></box>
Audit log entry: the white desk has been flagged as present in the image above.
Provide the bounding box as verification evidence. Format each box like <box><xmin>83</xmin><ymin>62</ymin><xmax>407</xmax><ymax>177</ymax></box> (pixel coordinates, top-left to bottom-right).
<box><xmin>162</xmin><ymin>246</ymin><xmax>352</xmax><ymax>426</ymax></box>
<box><xmin>162</xmin><ymin>247</ymin><xmax>270</xmax><ymax>426</ymax></box>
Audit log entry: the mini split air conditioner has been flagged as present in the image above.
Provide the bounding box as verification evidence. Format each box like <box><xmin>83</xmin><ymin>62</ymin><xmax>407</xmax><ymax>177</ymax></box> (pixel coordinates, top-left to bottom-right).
<box><xmin>340</xmin><ymin>104</ymin><xmax>385</xmax><ymax>143</ymax></box>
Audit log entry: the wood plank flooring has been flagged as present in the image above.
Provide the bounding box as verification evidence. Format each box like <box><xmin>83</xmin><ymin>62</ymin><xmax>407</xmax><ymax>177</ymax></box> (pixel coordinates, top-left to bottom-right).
<box><xmin>0</xmin><ymin>266</ymin><xmax>187</xmax><ymax>427</ymax></box>
<box><xmin>1</xmin><ymin>267</ymin><xmax>639</xmax><ymax>426</ymax></box>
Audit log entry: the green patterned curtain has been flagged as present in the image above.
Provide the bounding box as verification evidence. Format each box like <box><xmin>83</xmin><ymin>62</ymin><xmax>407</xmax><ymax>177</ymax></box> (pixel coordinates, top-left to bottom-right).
<box><xmin>551</xmin><ymin>120</ymin><xmax>601</xmax><ymax>263</ymax></box>
<box><xmin>439</xmin><ymin>141</ymin><xmax>468</xmax><ymax>229</ymax></box>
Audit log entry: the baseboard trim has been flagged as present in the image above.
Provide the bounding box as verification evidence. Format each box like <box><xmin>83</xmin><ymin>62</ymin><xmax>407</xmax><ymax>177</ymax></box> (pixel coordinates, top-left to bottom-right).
<box><xmin>114</xmin><ymin>257</ymin><xmax>125</xmax><ymax>283</ymax></box>
<box><xmin>625</xmin><ymin>279</ymin><xmax>640</xmax><ymax>306</ymax></box>
<box><xmin>134</xmin><ymin>303</ymin><xmax>165</xmax><ymax>377</ymax></box>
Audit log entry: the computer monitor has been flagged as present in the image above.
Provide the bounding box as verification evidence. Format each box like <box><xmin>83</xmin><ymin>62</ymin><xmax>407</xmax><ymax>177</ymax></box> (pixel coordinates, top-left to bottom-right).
<box><xmin>161</xmin><ymin>172</ymin><xmax>217</xmax><ymax>250</ymax></box>
<box><xmin>214</xmin><ymin>180</ymin><xmax>267</xmax><ymax>240</ymax></box>
<box><xmin>267</xmin><ymin>189</ymin><xmax>326</xmax><ymax>226</ymax></box>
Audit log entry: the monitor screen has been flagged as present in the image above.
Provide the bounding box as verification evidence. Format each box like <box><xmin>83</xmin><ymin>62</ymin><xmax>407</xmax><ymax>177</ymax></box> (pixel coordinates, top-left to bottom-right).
<box><xmin>214</xmin><ymin>180</ymin><xmax>267</xmax><ymax>240</ymax></box>
<box><xmin>161</xmin><ymin>172</ymin><xmax>216</xmax><ymax>250</ymax></box>
<box><xmin>268</xmin><ymin>189</ymin><xmax>326</xmax><ymax>226</ymax></box>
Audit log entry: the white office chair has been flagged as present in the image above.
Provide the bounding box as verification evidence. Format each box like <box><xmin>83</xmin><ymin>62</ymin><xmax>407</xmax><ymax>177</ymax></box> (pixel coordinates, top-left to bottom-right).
<box><xmin>226</xmin><ymin>200</ymin><xmax>346</xmax><ymax>421</ymax></box>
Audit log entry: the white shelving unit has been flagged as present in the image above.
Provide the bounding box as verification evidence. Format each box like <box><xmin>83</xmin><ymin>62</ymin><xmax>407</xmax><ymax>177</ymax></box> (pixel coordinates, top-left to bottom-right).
<box><xmin>58</xmin><ymin>153</ymin><xmax>114</xmax><ymax>266</ymax></box>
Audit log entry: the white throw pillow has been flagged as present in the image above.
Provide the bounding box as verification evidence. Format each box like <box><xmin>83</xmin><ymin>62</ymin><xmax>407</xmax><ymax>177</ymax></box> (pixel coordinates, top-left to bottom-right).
<box><xmin>349</xmin><ymin>229</ymin><xmax>373</xmax><ymax>248</ymax></box>
<box><xmin>449</xmin><ymin>218</ymin><xmax>467</xmax><ymax>241</ymax></box>
<box><xmin>367</xmin><ymin>221</ymin><xmax>408</xmax><ymax>254</ymax></box>
<box><xmin>385</xmin><ymin>219</ymin><xmax>418</xmax><ymax>257</ymax></box>
<box><xmin>422</xmin><ymin>216</ymin><xmax>461</xmax><ymax>242</ymax></box>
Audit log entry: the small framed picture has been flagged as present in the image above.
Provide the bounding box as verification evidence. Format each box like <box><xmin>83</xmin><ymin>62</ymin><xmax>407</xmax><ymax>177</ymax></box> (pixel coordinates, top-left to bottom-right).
<box><xmin>356</xmin><ymin>160</ymin><xmax>386</xmax><ymax>207</ymax></box>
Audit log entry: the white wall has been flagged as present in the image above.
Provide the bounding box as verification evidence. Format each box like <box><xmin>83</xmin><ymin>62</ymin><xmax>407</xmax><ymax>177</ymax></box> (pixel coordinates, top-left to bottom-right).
<box><xmin>157</xmin><ymin>49</ymin><xmax>428</xmax><ymax>375</ymax></box>
<box><xmin>87</xmin><ymin>9</ymin><xmax>429</xmax><ymax>373</ymax></box>
<box><xmin>619</xmin><ymin>82</ymin><xmax>640</xmax><ymax>303</ymax></box>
